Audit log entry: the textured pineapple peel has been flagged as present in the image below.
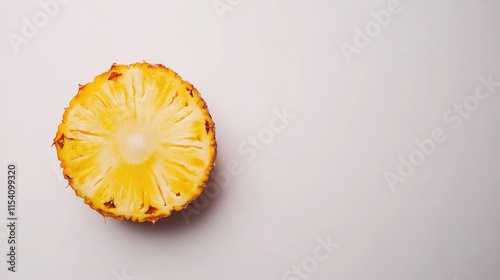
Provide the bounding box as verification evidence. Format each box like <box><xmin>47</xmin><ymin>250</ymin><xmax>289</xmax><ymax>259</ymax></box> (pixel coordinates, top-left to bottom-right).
<box><xmin>54</xmin><ymin>62</ymin><xmax>216</xmax><ymax>223</ymax></box>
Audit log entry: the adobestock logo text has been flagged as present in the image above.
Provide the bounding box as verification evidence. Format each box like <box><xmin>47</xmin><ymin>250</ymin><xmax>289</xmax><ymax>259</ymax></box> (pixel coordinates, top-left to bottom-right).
<box><xmin>282</xmin><ymin>235</ymin><xmax>340</xmax><ymax>280</ymax></box>
<box><xmin>8</xmin><ymin>0</ymin><xmax>70</xmax><ymax>53</ymax></box>
<box><xmin>385</xmin><ymin>74</ymin><xmax>500</xmax><ymax>191</ymax></box>
<box><xmin>339</xmin><ymin>0</ymin><xmax>403</xmax><ymax>63</ymax></box>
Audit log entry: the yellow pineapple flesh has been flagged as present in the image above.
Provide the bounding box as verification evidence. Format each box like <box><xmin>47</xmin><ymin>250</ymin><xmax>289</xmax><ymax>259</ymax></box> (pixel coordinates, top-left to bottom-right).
<box><xmin>54</xmin><ymin>62</ymin><xmax>216</xmax><ymax>223</ymax></box>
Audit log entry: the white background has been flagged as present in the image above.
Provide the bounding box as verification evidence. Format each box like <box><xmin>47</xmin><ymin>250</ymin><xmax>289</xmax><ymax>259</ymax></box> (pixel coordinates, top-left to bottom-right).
<box><xmin>1</xmin><ymin>0</ymin><xmax>500</xmax><ymax>279</ymax></box>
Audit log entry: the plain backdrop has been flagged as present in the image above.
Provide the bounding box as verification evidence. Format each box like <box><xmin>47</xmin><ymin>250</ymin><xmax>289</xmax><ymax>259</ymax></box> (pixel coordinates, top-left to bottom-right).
<box><xmin>1</xmin><ymin>0</ymin><xmax>500</xmax><ymax>279</ymax></box>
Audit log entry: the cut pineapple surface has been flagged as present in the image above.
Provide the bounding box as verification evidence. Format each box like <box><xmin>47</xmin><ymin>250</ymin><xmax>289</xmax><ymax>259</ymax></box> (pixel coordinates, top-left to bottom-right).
<box><xmin>54</xmin><ymin>62</ymin><xmax>216</xmax><ymax>222</ymax></box>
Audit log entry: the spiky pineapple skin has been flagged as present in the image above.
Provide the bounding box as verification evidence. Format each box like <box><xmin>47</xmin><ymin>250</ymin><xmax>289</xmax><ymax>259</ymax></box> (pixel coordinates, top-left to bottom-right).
<box><xmin>54</xmin><ymin>62</ymin><xmax>217</xmax><ymax>223</ymax></box>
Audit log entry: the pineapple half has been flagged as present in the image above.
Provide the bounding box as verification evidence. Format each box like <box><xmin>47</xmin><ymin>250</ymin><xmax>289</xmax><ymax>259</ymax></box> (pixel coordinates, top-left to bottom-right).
<box><xmin>54</xmin><ymin>62</ymin><xmax>216</xmax><ymax>223</ymax></box>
